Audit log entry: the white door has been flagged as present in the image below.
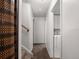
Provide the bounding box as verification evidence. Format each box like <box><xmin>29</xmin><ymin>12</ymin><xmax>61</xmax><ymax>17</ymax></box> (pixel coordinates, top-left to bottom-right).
<box><xmin>33</xmin><ymin>17</ymin><xmax>45</xmax><ymax>43</ymax></box>
<box><xmin>63</xmin><ymin>0</ymin><xmax>79</xmax><ymax>59</ymax></box>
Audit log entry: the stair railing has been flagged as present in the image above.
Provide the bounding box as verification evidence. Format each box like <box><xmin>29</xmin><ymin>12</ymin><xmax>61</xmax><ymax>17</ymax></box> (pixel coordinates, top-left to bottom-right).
<box><xmin>22</xmin><ymin>24</ymin><xmax>29</xmax><ymax>32</ymax></box>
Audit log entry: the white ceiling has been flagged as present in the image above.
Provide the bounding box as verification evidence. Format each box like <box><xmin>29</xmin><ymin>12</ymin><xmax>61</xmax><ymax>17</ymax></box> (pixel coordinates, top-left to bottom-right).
<box><xmin>23</xmin><ymin>0</ymin><xmax>51</xmax><ymax>17</ymax></box>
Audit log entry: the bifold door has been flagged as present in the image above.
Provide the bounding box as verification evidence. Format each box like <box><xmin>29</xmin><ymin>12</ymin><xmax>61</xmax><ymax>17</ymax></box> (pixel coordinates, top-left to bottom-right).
<box><xmin>0</xmin><ymin>0</ymin><xmax>18</xmax><ymax>59</ymax></box>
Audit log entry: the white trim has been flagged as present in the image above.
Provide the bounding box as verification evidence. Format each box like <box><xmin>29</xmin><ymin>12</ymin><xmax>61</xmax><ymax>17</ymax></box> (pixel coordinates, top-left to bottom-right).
<box><xmin>21</xmin><ymin>45</ymin><xmax>33</xmax><ymax>56</ymax></box>
<box><xmin>18</xmin><ymin>0</ymin><xmax>22</xmax><ymax>59</ymax></box>
<box><xmin>60</xmin><ymin>0</ymin><xmax>63</xmax><ymax>59</ymax></box>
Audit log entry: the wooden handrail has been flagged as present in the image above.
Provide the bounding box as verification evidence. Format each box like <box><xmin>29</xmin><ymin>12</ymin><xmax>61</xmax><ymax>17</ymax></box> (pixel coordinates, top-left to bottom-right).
<box><xmin>22</xmin><ymin>25</ymin><xmax>29</xmax><ymax>32</ymax></box>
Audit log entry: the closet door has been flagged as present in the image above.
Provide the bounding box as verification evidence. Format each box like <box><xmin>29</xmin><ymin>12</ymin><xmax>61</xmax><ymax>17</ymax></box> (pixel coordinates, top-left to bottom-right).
<box><xmin>0</xmin><ymin>0</ymin><xmax>18</xmax><ymax>59</ymax></box>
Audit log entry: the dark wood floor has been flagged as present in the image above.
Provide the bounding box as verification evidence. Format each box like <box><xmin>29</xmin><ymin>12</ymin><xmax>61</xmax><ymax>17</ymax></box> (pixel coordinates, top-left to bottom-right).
<box><xmin>32</xmin><ymin>44</ymin><xmax>50</xmax><ymax>59</ymax></box>
<box><xmin>50</xmin><ymin>58</ymin><xmax>60</xmax><ymax>59</ymax></box>
<box><xmin>22</xmin><ymin>44</ymin><xmax>60</xmax><ymax>59</ymax></box>
<box><xmin>22</xmin><ymin>47</ymin><xmax>32</xmax><ymax>59</ymax></box>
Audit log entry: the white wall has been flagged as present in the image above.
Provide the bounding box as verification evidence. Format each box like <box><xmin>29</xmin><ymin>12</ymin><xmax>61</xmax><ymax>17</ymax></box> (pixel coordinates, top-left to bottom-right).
<box><xmin>46</xmin><ymin>12</ymin><xmax>54</xmax><ymax>58</ymax></box>
<box><xmin>62</xmin><ymin>0</ymin><xmax>79</xmax><ymax>59</ymax></box>
<box><xmin>22</xmin><ymin>2</ymin><xmax>33</xmax><ymax>51</ymax></box>
<box><xmin>45</xmin><ymin>0</ymin><xmax>61</xmax><ymax>58</ymax></box>
<box><xmin>33</xmin><ymin>17</ymin><xmax>45</xmax><ymax>43</ymax></box>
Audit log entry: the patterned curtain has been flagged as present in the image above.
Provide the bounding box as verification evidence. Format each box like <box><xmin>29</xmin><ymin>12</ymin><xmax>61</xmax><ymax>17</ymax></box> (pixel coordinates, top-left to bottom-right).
<box><xmin>0</xmin><ymin>0</ymin><xmax>18</xmax><ymax>59</ymax></box>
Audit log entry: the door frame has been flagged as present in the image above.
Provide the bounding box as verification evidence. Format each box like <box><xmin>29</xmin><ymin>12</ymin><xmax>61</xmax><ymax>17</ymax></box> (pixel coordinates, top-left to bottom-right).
<box><xmin>18</xmin><ymin>0</ymin><xmax>22</xmax><ymax>59</ymax></box>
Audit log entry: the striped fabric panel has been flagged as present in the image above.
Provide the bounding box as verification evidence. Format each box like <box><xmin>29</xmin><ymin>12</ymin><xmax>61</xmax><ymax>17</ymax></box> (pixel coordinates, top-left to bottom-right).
<box><xmin>0</xmin><ymin>0</ymin><xmax>17</xmax><ymax>59</ymax></box>
<box><xmin>0</xmin><ymin>26</ymin><xmax>15</xmax><ymax>33</ymax></box>
<box><xmin>0</xmin><ymin>37</ymin><xmax>15</xmax><ymax>46</ymax></box>
<box><xmin>0</xmin><ymin>47</ymin><xmax>15</xmax><ymax>59</ymax></box>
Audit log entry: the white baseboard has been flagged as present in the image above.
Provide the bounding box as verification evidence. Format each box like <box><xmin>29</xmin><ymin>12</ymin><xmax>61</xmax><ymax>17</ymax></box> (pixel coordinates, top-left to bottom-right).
<box><xmin>21</xmin><ymin>45</ymin><xmax>33</xmax><ymax>56</ymax></box>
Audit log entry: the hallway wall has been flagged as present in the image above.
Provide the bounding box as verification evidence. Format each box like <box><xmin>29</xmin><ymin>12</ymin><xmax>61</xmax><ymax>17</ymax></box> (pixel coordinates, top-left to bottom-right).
<box><xmin>46</xmin><ymin>12</ymin><xmax>54</xmax><ymax>58</ymax></box>
<box><xmin>33</xmin><ymin>17</ymin><xmax>46</xmax><ymax>43</ymax></box>
<box><xmin>22</xmin><ymin>2</ymin><xmax>33</xmax><ymax>51</ymax></box>
<box><xmin>62</xmin><ymin>0</ymin><xmax>79</xmax><ymax>59</ymax></box>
